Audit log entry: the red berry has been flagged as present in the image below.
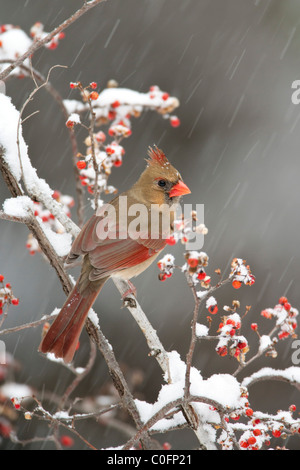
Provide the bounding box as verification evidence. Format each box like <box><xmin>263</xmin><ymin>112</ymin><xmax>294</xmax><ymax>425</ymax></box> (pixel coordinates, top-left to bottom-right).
<box><xmin>11</xmin><ymin>298</ymin><xmax>19</xmax><ymax>306</ymax></box>
<box><xmin>106</xmin><ymin>146</ymin><xmax>115</xmax><ymax>155</ymax></box>
<box><xmin>187</xmin><ymin>258</ymin><xmax>198</xmax><ymax>268</ymax></box>
<box><xmin>76</xmin><ymin>161</ymin><xmax>86</xmax><ymax>170</ymax></box>
<box><xmin>208</xmin><ymin>305</ymin><xmax>218</xmax><ymax>315</ymax></box>
<box><xmin>95</xmin><ymin>131</ymin><xmax>106</xmax><ymax>142</ymax></box>
<box><xmin>217</xmin><ymin>346</ymin><xmax>228</xmax><ymax>357</ymax></box>
<box><xmin>284</xmin><ymin>302</ymin><xmax>291</xmax><ymax>311</ymax></box>
<box><xmin>240</xmin><ymin>440</ymin><xmax>249</xmax><ymax>449</ymax></box>
<box><xmin>89</xmin><ymin>91</ymin><xmax>99</xmax><ymax>100</ymax></box>
<box><xmin>230</xmin><ymin>413</ymin><xmax>240</xmax><ymax>421</ymax></box>
<box><xmin>246</xmin><ymin>408</ymin><xmax>253</xmax><ymax>417</ymax></box>
<box><xmin>58</xmin><ymin>32</ymin><xmax>65</xmax><ymax>40</ymax></box>
<box><xmin>232</xmin><ymin>280</ymin><xmax>242</xmax><ymax>289</ymax></box>
<box><xmin>158</xmin><ymin>273</ymin><xmax>167</xmax><ymax>282</ymax></box>
<box><xmin>111</xmin><ymin>100</ymin><xmax>120</xmax><ymax>108</ymax></box>
<box><xmin>170</xmin><ymin>116</ymin><xmax>180</xmax><ymax>127</ymax></box>
<box><xmin>90</xmin><ymin>82</ymin><xmax>97</xmax><ymax>89</ymax></box>
<box><xmin>162</xmin><ymin>92</ymin><xmax>169</xmax><ymax>101</ymax></box>
<box><xmin>272</xmin><ymin>430</ymin><xmax>281</xmax><ymax>438</ymax></box>
<box><xmin>162</xmin><ymin>442</ymin><xmax>171</xmax><ymax>450</ymax></box>
<box><xmin>247</xmin><ymin>436</ymin><xmax>256</xmax><ymax>446</ymax></box>
<box><xmin>197</xmin><ymin>270</ymin><xmax>206</xmax><ymax>280</ymax></box>
<box><xmin>253</xmin><ymin>429</ymin><xmax>261</xmax><ymax>436</ymax></box>
<box><xmin>5</xmin><ymin>283</ymin><xmax>11</xmax><ymax>289</ymax></box>
<box><xmin>279</xmin><ymin>296</ymin><xmax>288</xmax><ymax>305</ymax></box>
<box><xmin>48</xmin><ymin>41</ymin><xmax>58</xmax><ymax>50</ymax></box>
<box><xmin>251</xmin><ymin>323</ymin><xmax>258</xmax><ymax>331</ymax></box>
<box><xmin>289</xmin><ymin>404</ymin><xmax>296</xmax><ymax>412</ymax></box>
<box><xmin>166</xmin><ymin>236</ymin><xmax>176</xmax><ymax>245</ymax></box>
<box><xmin>0</xmin><ymin>275</ymin><xmax>4</xmax><ymax>282</ymax></box>
<box><xmin>114</xmin><ymin>159</ymin><xmax>122</xmax><ymax>167</ymax></box>
<box><xmin>60</xmin><ymin>435</ymin><xmax>74</xmax><ymax>447</ymax></box>
<box><xmin>108</xmin><ymin>110</ymin><xmax>116</xmax><ymax>120</ymax></box>
<box><xmin>66</xmin><ymin>120</ymin><xmax>75</xmax><ymax>129</ymax></box>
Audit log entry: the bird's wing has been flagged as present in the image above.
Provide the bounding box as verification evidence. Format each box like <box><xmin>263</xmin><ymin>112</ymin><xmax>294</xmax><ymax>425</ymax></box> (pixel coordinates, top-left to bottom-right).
<box><xmin>66</xmin><ymin>204</ymin><xmax>167</xmax><ymax>280</ymax></box>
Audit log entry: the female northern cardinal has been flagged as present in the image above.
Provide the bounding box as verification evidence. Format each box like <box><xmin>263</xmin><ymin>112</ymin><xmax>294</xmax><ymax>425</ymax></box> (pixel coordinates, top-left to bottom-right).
<box><xmin>39</xmin><ymin>146</ymin><xmax>191</xmax><ymax>362</ymax></box>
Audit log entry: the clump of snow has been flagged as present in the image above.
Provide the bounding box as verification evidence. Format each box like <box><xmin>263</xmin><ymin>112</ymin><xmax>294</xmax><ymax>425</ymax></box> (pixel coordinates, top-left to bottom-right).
<box><xmin>206</xmin><ymin>296</ymin><xmax>217</xmax><ymax>308</ymax></box>
<box><xmin>88</xmin><ymin>308</ymin><xmax>99</xmax><ymax>327</ymax></box>
<box><xmin>40</xmin><ymin>224</ymin><xmax>72</xmax><ymax>257</ymax></box>
<box><xmin>242</xmin><ymin>366</ymin><xmax>300</xmax><ymax>388</ymax></box>
<box><xmin>258</xmin><ymin>335</ymin><xmax>273</xmax><ymax>353</ymax></box>
<box><xmin>196</xmin><ymin>323</ymin><xmax>209</xmax><ymax>337</ymax></box>
<box><xmin>135</xmin><ymin>350</ymin><xmax>242</xmax><ymax>442</ymax></box>
<box><xmin>0</xmin><ymin>28</ymin><xmax>33</xmax><ymax>75</ymax></box>
<box><xmin>0</xmin><ymin>382</ymin><xmax>32</xmax><ymax>399</ymax></box>
<box><xmin>0</xmin><ymin>93</ymin><xmax>28</xmax><ymax>181</ymax></box>
<box><xmin>67</xmin><ymin>112</ymin><xmax>81</xmax><ymax>124</ymax></box>
<box><xmin>2</xmin><ymin>195</ymin><xmax>33</xmax><ymax>218</ymax></box>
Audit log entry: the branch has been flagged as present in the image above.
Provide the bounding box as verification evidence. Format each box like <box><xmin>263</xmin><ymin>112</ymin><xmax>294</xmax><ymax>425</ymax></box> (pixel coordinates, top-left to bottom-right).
<box><xmin>0</xmin><ymin>60</ymin><xmax>85</xmax><ymax>227</ymax></box>
<box><xmin>0</xmin><ymin>0</ymin><xmax>107</xmax><ymax>82</ymax></box>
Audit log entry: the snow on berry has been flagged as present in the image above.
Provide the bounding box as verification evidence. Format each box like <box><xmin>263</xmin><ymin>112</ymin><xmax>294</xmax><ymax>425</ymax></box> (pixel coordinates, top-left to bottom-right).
<box><xmin>216</xmin><ymin>313</ymin><xmax>249</xmax><ymax>362</ymax></box>
<box><xmin>25</xmin><ymin>191</ymin><xmax>74</xmax><ymax>256</ymax></box>
<box><xmin>157</xmin><ymin>254</ymin><xmax>175</xmax><ymax>280</ymax></box>
<box><xmin>260</xmin><ymin>298</ymin><xmax>298</xmax><ymax>341</ymax></box>
<box><xmin>30</xmin><ymin>22</ymin><xmax>65</xmax><ymax>50</ymax></box>
<box><xmin>230</xmin><ymin>258</ymin><xmax>255</xmax><ymax>288</ymax></box>
<box><xmin>65</xmin><ymin>112</ymin><xmax>80</xmax><ymax>129</ymax></box>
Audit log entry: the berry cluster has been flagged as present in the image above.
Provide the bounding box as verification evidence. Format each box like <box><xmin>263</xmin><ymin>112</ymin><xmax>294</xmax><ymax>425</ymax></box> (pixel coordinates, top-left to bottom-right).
<box><xmin>147</xmin><ymin>85</ymin><xmax>180</xmax><ymax>127</ymax></box>
<box><xmin>216</xmin><ymin>312</ymin><xmax>249</xmax><ymax>362</ymax></box>
<box><xmin>157</xmin><ymin>254</ymin><xmax>175</xmax><ymax>281</ymax></box>
<box><xmin>26</xmin><ymin>190</ymin><xmax>74</xmax><ymax>255</ymax></box>
<box><xmin>30</xmin><ymin>22</ymin><xmax>65</xmax><ymax>50</ymax></box>
<box><xmin>0</xmin><ymin>275</ymin><xmax>19</xmax><ymax>314</ymax></box>
<box><xmin>260</xmin><ymin>297</ymin><xmax>298</xmax><ymax>341</ymax></box>
<box><xmin>184</xmin><ymin>250</ymin><xmax>211</xmax><ymax>287</ymax></box>
<box><xmin>230</xmin><ymin>258</ymin><xmax>255</xmax><ymax>289</ymax></box>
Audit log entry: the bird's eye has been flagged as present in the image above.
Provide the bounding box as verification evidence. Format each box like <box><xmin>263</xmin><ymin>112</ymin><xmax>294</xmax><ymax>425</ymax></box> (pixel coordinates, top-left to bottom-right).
<box><xmin>157</xmin><ymin>179</ymin><xmax>166</xmax><ymax>187</ymax></box>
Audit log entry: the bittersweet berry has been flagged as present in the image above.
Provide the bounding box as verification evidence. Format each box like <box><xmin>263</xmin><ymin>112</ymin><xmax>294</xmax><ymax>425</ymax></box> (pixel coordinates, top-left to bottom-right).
<box><xmin>166</xmin><ymin>236</ymin><xmax>176</xmax><ymax>245</ymax></box>
<box><xmin>170</xmin><ymin>116</ymin><xmax>180</xmax><ymax>127</ymax></box>
<box><xmin>197</xmin><ymin>270</ymin><xmax>206</xmax><ymax>280</ymax></box>
<box><xmin>89</xmin><ymin>91</ymin><xmax>99</xmax><ymax>100</ymax></box>
<box><xmin>60</xmin><ymin>435</ymin><xmax>74</xmax><ymax>447</ymax></box>
<box><xmin>76</xmin><ymin>161</ymin><xmax>86</xmax><ymax>170</ymax></box>
<box><xmin>232</xmin><ymin>280</ymin><xmax>242</xmax><ymax>289</ymax></box>
<box><xmin>187</xmin><ymin>258</ymin><xmax>198</xmax><ymax>268</ymax></box>
<box><xmin>208</xmin><ymin>305</ymin><xmax>218</xmax><ymax>315</ymax></box>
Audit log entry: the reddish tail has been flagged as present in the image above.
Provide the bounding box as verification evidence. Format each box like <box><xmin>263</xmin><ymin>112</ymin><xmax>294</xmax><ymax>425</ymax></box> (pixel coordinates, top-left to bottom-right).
<box><xmin>39</xmin><ymin>280</ymin><xmax>103</xmax><ymax>363</ymax></box>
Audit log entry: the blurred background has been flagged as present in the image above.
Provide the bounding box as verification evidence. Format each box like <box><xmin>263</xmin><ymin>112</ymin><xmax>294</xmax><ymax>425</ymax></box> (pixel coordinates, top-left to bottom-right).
<box><xmin>1</xmin><ymin>0</ymin><xmax>300</xmax><ymax>449</ymax></box>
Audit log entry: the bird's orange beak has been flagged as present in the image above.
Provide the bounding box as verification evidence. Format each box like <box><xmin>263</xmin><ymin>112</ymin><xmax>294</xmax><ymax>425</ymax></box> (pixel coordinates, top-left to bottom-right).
<box><xmin>169</xmin><ymin>180</ymin><xmax>191</xmax><ymax>198</ymax></box>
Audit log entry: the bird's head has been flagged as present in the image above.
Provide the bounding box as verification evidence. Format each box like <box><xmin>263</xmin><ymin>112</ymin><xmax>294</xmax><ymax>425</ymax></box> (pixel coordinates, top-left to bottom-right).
<box><xmin>132</xmin><ymin>146</ymin><xmax>191</xmax><ymax>206</ymax></box>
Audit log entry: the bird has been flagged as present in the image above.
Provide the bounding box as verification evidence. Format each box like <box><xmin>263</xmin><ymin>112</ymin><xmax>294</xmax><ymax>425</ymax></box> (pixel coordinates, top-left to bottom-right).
<box><xmin>39</xmin><ymin>146</ymin><xmax>191</xmax><ymax>363</ymax></box>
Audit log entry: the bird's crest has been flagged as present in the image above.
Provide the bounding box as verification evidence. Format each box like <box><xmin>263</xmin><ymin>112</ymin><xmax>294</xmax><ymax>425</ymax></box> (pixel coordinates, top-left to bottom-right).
<box><xmin>147</xmin><ymin>146</ymin><xmax>169</xmax><ymax>167</ymax></box>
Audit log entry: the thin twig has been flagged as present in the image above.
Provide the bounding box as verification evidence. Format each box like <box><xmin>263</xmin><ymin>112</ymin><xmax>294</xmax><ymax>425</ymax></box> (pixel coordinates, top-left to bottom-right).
<box><xmin>0</xmin><ymin>0</ymin><xmax>107</xmax><ymax>82</ymax></box>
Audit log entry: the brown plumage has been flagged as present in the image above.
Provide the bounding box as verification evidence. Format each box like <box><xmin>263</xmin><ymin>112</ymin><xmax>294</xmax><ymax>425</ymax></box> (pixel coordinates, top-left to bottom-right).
<box><xmin>39</xmin><ymin>146</ymin><xmax>191</xmax><ymax>363</ymax></box>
